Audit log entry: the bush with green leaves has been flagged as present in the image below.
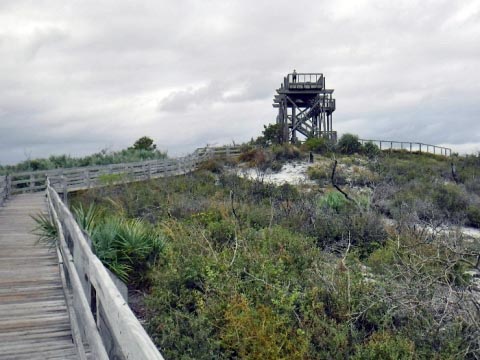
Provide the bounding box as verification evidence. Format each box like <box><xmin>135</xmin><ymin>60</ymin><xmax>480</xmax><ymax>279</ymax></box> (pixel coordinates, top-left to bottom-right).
<box><xmin>73</xmin><ymin>204</ymin><xmax>164</xmax><ymax>284</ymax></box>
<box><xmin>254</xmin><ymin>123</ymin><xmax>284</xmax><ymax>146</ymax></box>
<box><xmin>466</xmin><ymin>205</ymin><xmax>480</xmax><ymax>228</ymax></box>
<box><xmin>362</xmin><ymin>141</ymin><xmax>381</xmax><ymax>158</ymax></box>
<box><xmin>129</xmin><ymin>136</ymin><xmax>157</xmax><ymax>151</ymax></box>
<box><xmin>337</xmin><ymin>133</ymin><xmax>362</xmax><ymax>154</ymax></box>
<box><xmin>303</xmin><ymin>137</ymin><xmax>331</xmax><ymax>154</ymax></box>
<box><xmin>271</xmin><ymin>143</ymin><xmax>302</xmax><ymax>161</ymax></box>
<box><xmin>31</xmin><ymin>213</ymin><xmax>58</xmax><ymax>247</ymax></box>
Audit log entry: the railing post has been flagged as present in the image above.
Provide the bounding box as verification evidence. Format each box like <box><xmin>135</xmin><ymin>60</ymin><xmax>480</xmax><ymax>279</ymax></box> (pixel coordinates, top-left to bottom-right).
<box><xmin>6</xmin><ymin>174</ymin><xmax>11</xmax><ymax>199</ymax></box>
<box><xmin>85</xmin><ymin>170</ymin><xmax>91</xmax><ymax>188</ymax></box>
<box><xmin>419</xmin><ymin>143</ymin><xmax>422</xmax><ymax>153</ymax></box>
<box><xmin>0</xmin><ymin>175</ymin><xmax>6</xmax><ymax>206</ymax></box>
<box><xmin>29</xmin><ymin>173</ymin><xmax>35</xmax><ymax>193</ymax></box>
<box><xmin>410</xmin><ymin>143</ymin><xmax>412</xmax><ymax>152</ymax></box>
<box><xmin>61</xmin><ymin>175</ymin><xmax>68</xmax><ymax>205</ymax></box>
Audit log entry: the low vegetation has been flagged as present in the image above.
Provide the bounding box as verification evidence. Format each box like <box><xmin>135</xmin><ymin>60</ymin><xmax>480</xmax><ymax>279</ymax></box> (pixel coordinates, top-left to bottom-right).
<box><xmin>70</xmin><ymin>136</ymin><xmax>480</xmax><ymax>359</ymax></box>
<box><xmin>0</xmin><ymin>136</ymin><xmax>167</xmax><ymax>174</ymax></box>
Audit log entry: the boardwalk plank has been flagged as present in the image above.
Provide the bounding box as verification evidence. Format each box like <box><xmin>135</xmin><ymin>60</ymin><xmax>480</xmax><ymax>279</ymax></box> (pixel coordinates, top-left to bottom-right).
<box><xmin>0</xmin><ymin>193</ymin><xmax>78</xmax><ymax>359</ymax></box>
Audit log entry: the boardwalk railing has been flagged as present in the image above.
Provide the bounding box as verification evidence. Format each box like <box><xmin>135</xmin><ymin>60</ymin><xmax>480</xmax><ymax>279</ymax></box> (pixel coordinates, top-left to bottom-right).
<box><xmin>0</xmin><ymin>175</ymin><xmax>11</xmax><ymax>206</ymax></box>
<box><xmin>7</xmin><ymin>146</ymin><xmax>241</xmax><ymax>195</ymax></box>
<box><xmin>47</xmin><ymin>179</ymin><xmax>164</xmax><ymax>359</ymax></box>
<box><xmin>359</xmin><ymin>139</ymin><xmax>452</xmax><ymax>156</ymax></box>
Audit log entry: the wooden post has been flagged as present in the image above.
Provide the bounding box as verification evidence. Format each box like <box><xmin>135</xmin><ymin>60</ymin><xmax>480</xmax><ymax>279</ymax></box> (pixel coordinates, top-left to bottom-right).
<box><xmin>6</xmin><ymin>175</ymin><xmax>11</xmax><ymax>199</ymax></box>
<box><xmin>85</xmin><ymin>170</ymin><xmax>90</xmax><ymax>188</ymax></box>
<box><xmin>410</xmin><ymin>143</ymin><xmax>412</xmax><ymax>152</ymax></box>
<box><xmin>419</xmin><ymin>143</ymin><xmax>422</xmax><ymax>153</ymax></box>
<box><xmin>29</xmin><ymin>173</ymin><xmax>35</xmax><ymax>193</ymax></box>
<box><xmin>62</xmin><ymin>175</ymin><xmax>68</xmax><ymax>205</ymax></box>
<box><xmin>0</xmin><ymin>175</ymin><xmax>6</xmax><ymax>206</ymax></box>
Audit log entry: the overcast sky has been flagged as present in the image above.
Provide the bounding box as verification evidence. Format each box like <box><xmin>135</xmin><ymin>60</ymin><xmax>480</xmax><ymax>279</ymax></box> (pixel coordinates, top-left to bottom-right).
<box><xmin>1</xmin><ymin>0</ymin><xmax>479</xmax><ymax>164</ymax></box>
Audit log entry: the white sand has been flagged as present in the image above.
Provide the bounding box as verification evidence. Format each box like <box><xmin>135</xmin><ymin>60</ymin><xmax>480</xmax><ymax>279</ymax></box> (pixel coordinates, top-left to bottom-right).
<box><xmin>237</xmin><ymin>161</ymin><xmax>315</xmax><ymax>185</ymax></box>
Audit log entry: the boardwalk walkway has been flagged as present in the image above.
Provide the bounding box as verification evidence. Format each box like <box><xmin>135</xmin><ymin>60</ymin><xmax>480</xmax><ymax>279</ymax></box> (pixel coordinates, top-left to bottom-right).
<box><xmin>0</xmin><ymin>194</ymin><xmax>78</xmax><ymax>359</ymax></box>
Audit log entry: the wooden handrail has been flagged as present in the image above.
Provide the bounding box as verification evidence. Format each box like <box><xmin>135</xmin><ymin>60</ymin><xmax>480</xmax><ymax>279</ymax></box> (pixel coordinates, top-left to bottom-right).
<box><xmin>359</xmin><ymin>139</ymin><xmax>452</xmax><ymax>156</ymax></box>
<box><xmin>7</xmin><ymin>145</ymin><xmax>241</xmax><ymax>195</ymax></box>
<box><xmin>47</xmin><ymin>180</ymin><xmax>164</xmax><ymax>359</ymax></box>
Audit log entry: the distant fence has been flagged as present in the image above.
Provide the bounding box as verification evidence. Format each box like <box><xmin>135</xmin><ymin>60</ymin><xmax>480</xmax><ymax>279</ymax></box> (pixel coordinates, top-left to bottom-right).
<box><xmin>359</xmin><ymin>139</ymin><xmax>452</xmax><ymax>157</ymax></box>
<box><xmin>3</xmin><ymin>145</ymin><xmax>241</xmax><ymax>196</ymax></box>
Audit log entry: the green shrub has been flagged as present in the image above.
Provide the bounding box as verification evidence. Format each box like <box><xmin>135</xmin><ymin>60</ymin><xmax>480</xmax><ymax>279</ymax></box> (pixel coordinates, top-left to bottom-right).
<box><xmin>198</xmin><ymin>159</ymin><xmax>224</xmax><ymax>173</ymax></box>
<box><xmin>466</xmin><ymin>205</ymin><xmax>480</xmax><ymax>228</ymax></box>
<box><xmin>367</xmin><ymin>240</ymin><xmax>398</xmax><ymax>274</ymax></box>
<box><xmin>308</xmin><ymin>166</ymin><xmax>330</xmax><ymax>183</ymax></box>
<box><xmin>72</xmin><ymin>203</ymin><xmax>102</xmax><ymax>235</ymax></box>
<box><xmin>337</xmin><ymin>133</ymin><xmax>361</xmax><ymax>154</ymax></box>
<box><xmin>352</xmin><ymin>332</ymin><xmax>415</xmax><ymax>360</ymax></box>
<box><xmin>260</xmin><ymin>123</ymin><xmax>284</xmax><ymax>145</ymax></box>
<box><xmin>319</xmin><ymin>191</ymin><xmax>349</xmax><ymax>213</ymax></box>
<box><xmin>238</xmin><ymin>148</ymin><xmax>258</xmax><ymax>162</ymax></box>
<box><xmin>432</xmin><ymin>183</ymin><xmax>468</xmax><ymax>218</ymax></box>
<box><xmin>362</xmin><ymin>141</ymin><xmax>381</xmax><ymax>158</ymax></box>
<box><xmin>87</xmin><ymin>216</ymin><xmax>165</xmax><ymax>284</ymax></box>
<box><xmin>242</xmin><ymin>204</ymin><xmax>272</xmax><ymax>230</ymax></box>
<box><xmin>304</xmin><ymin>137</ymin><xmax>330</xmax><ymax>153</ymax></box>
<box><xmin>32</xmin><ymin>213</ymin><xmax>58</xmax><ymax>247</ymax></box>
<box><xmin>207</xmin><ymin>220</ymin><xmax>235</xmax><ymax>245</ymax></box>
<box><xmin>272</xmin><ymin>144</ymin><xmax>302</xmax><ymax>161</ymax></box>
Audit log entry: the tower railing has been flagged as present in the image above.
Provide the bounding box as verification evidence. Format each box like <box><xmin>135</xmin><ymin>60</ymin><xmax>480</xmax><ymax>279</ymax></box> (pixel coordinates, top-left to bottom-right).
<box><xmin>285</xmin><ymin>73</ymin><xmax>324</xmax><ymax>90</ymax></box>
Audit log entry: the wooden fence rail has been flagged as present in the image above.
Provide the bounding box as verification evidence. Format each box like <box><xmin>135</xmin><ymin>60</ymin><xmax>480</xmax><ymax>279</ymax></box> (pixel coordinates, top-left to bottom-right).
<box><xmin>6</xmin><ymin>145</ymin><xmax>241</xmax><ymax>196</ymax></box>
<box><xmin>359</xmin><ymin>139</ymin><xmax>452</xmax><ymax>156</ymax></box>
<box><xmin>47</xmin><ymin>180</ymin><xmax>164</xmax><ymax>359</ymax></box>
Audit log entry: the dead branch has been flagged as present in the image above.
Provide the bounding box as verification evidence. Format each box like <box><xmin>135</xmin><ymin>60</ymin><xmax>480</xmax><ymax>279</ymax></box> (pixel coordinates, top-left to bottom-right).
<box><xmin>331</xmin><ymin>160</ymin><xmax>354</xmax><ymax>202</ymax></box>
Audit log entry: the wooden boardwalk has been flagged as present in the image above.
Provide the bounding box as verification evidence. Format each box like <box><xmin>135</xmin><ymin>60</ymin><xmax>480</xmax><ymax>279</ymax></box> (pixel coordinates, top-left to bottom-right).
<box><xmin>0</xmin><ymin>194</ymin><xmax>78</xmax><ymax>359</ymax></box>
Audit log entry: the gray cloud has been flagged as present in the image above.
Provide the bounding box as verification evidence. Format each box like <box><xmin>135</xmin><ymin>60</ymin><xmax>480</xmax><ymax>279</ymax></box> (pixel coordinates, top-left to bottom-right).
<box><xmin>1</xmin><ymin>0</ymin><xmax>480</xmax><ymax>164</ymax></box>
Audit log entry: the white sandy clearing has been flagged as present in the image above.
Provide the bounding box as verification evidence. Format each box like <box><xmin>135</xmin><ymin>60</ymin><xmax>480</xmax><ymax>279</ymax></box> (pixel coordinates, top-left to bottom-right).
<box><xmin>236</xmin><ymin>161</ymin><xmax>315</xmax><ymax>186</ymax></box>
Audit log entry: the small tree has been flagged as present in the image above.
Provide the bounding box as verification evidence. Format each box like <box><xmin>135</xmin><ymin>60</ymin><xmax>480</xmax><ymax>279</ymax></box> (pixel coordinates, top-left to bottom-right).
<box><xmin>130</xmin><ymin>136</ymin><xmax>157</xmax><ymax>151</ymax></box>
<box><xmin>362</xmin><ymin>141</ymin><xmax>381</xmax><ymax>158</ymax></box>
<box><xmin>255</xmin><ymin>124</ymin><xmax>284</xmax><ymax>146</ymax></box>
<box><xmin>337</xmin><ymin>134</ymin><xmax>361</xmax><ymax>154</ymax></box>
